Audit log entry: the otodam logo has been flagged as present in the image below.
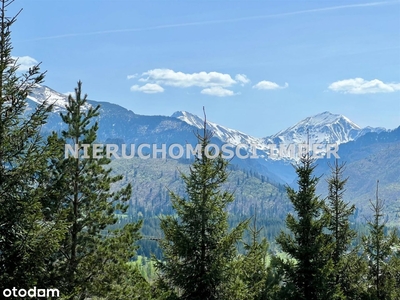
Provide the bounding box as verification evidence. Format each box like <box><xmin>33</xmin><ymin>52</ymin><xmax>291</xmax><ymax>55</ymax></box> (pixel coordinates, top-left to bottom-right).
<box><xmin>64</xmin><ymin>143</ymin><xmax>339</xmax><ymax>160</ymax></box>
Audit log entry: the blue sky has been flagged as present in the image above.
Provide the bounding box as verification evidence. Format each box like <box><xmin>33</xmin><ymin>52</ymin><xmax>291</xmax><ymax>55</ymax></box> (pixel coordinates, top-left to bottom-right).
<box><xmin>11</xmin><ymin>0</ymin><xmax>400</xmax><ymax>137</ymax></box>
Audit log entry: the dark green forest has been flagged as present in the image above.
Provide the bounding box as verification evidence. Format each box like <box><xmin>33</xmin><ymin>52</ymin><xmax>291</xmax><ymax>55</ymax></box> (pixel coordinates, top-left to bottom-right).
<box><xmin>0</xmin><ymin>1</ymin><xmax>399</xmax><ymax>299</ymax></box>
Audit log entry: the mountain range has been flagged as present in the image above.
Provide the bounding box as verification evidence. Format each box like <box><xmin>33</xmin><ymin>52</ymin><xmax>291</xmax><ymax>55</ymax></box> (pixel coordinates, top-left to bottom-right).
<box><xmin>29</xmin><ymin>85</ymin><xmax>385</xmax><ymax>146</ymax></box>
<box><xmin>26</xmin><ymin>85</ymin><xmax>400</xmax><ymax>221</ymax></box>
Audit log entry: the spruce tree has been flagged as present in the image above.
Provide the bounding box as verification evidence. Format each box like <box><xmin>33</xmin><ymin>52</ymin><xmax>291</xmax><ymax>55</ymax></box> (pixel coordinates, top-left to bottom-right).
<box><xmin>155</xmin><ymin>114</ymin><xmax>248</xmax><ymax>300</ymax></box>
<box><xmin>361</xmin><ymin>180</ymin><xmax>399</xmax><ymax>300</ymax></box>
<box><xmin>276</xmin><ymin>153</ymin><xmax>332</xmax><ymax>300</ymax></box>
<box><xmin>0</xmin><ymin>0</ymin><xmax>65</xmax><ymax>291</ymax></box>
<box><xmin>324</xmin><ymin>160</ymin><xmax>358</xmax><ymax>299</ymax></box>
<box><xmin>48</xmin><ymin>81</ymin><xmax>143</xmax><ymax>300</ymax></box>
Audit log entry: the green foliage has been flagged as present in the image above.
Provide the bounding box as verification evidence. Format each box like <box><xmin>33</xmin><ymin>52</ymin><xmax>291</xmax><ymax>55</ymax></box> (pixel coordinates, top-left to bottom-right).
<box><xmin>276</xmin><ymin>154</ymin><xmax>333</xmax><ymax>300</ymax></box>
<box><xmin>129</xmin><ymin>255</ymin><xmax>157</xmax><ymax>282</ymax></box>
<box><xmin>0</xmin><ymin>0</ymin><xmax>66</xmax><ymax>291</ymax></box>
<box><xmin>155</xmin><ymin>121</ymin><xmax>248</xmax><ymax>300</ymax></box>
<box><xmin>361</xmin><ymin>181</ymin><xmax>400</xmax><ymax>300</ymax></box>
<box><xmin>324</xmin><ymin>160</ymin><xmax>361</xmax><ymax>299</ymax></box>
<box><xmin>47</xmin><ymin>81</ymin><xmax>143</xmax><ymax>299</ymax></box>
<box><xmin>239</xmin><ymin>213</ymin><xmax>280</xmax><ymax>300</ymax></box>
<box><xmin>108</xmin><ymin>155</ymin><xmax>290</xmax><ymax>258</ymax></box>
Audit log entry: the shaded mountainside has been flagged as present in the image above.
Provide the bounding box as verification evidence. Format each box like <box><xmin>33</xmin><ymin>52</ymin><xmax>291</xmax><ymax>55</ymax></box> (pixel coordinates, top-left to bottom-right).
<box><xmin>315</xmin><ymin>126</ymin><xmax>400</xmax><ymax>222</ymax></box>
<box><xmin>109</xmin><ymin>156</ymin><xmax>291</xmax><ymax>219</ymax></box>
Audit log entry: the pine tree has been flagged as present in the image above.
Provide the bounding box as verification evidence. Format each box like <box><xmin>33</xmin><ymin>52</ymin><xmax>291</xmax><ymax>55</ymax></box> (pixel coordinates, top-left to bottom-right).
<box><xmin>48</xmin><ymin>81</ymin><xmax>143</xmax><ymax>299</ymax></box>
<box><xmin>324</xmin><ymin>160</ymin><xmax>359</xmax><ymax>299</ymax></box>
<box><xmin>0</xmin><ymin>0</ymin><xmax>65</xmax><ymax>291</ymax></box>
<box><xmin>155</xmin><ymin>113</ymin><xmax>248</xmax><ymax>300</ymax></box>
<box><xmin>362</xmin><ymin>180</ymin><xmax>399</xmax><ymax>300</ymax></box>
<box><xmin>275</xmin><ymin>153</ymin><xmax>333</xmax><ymax>300</ymax></box>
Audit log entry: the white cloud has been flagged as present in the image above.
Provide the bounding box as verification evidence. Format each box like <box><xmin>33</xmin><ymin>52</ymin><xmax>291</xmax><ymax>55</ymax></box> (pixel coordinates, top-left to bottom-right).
<box><xmin>127</xmin><ymin>73</ymin><xmax>138</xmax><ymax>80</ymax></box>
<box><xmin>200</xmin><ymin>86</ymin><xmax>235</xmax><ymax>97</ymax></box>
<box><xmin>130</xmin><ymin>83</ymin><xmax>164</xmax><ymax>94</ymax></box>
<box><xmin>129</xmin><ymin>69</ymin><xmax>255</xmax><ymax>96</ymax></box>
<box><xmin>235</xmin><ymin>74</ymin><xmax>250</xmax><ymax>85</ymax></box>
<box><xmin>328</xmin><ymin>78</ymin><xmax>400</xmax><ymax>94</ymax></box>
<box><xmin>11</xmin><ymin>56</ymin><xmax>38</xmax><ymax>71</ymax></box>
<box><xmin>139</xmin><ymin>69</ymin><xmax>236</xmax><ymax>88</ymax></box>
<box><xmin>252</xmin><ymin>81</ymin><xmax>288</xmax><ymax>90</ymax></box>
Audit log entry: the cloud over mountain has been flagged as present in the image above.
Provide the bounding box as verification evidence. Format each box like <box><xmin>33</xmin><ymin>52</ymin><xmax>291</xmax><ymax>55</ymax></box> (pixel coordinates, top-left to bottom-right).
<box><xmin>130</xmin><ymin>83</ymin><xmax>164</xmax><ymax>94</ymax></box>
<box><xmin>11</xmin><ymin>56</ymin><xmax>38</xmax><ymax>72</ymax></box>
<box><xmin>128</xmin><ymin>69</ymin><xmax>254</xmax><ymax>96</ymax></box>
<box><xmin>139</xmin><ymin>69</ymin><xmax>236</xmax><ymax>88</ymax></box>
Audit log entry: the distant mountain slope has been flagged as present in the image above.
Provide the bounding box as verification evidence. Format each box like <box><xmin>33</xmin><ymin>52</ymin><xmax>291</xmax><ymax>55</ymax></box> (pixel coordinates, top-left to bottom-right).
<box><xmin>109</xmin><ymin>156</ymin><xmax>291</xmax><ymax>219</ymax></box>
<box><xmin>172</xmin><ymin>111</ymin><xmax>265</xmax><ymax>147</ymax></box>
<box><xmin>27</xmin><ymin>85</ymin><xmax>200</xmax><ymax>145</ymax></box>
<box><xmin>315</xmin><ymin>126</ymin><xmax>400</xmax><ymax>220</ymax></box>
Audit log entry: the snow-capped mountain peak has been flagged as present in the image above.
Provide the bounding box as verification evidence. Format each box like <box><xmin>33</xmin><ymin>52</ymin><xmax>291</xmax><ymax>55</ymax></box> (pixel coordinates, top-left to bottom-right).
<box><xmin>171</xmin><ymin>111</ymin><xmax>205</xmax><ymax>128</ymax></box>
<box><xmin>172</xmin><ymin>110</ymin><xmax>386</xmax><ymax>161</ymax></box>
<box><xmin>27</xmin><ymin>84</ymin><xmax>91</xmax><ymax>112</ymax></box>
<box><xmin>300</xmin><ymin>111</ymin><xmax>360</xmax><ymax>129</ymax></box>
<box><xmin>265</xmin><ymin>111</ymin><xmax>382</xmax><ymax>145</ymax></box>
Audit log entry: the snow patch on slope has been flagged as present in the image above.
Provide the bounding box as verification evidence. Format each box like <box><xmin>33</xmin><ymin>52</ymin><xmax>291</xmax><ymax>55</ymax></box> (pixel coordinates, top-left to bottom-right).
<box><xmin>27</xmin><ymin>84</ymin><xmax>91</xmax><ymax>112</ymax></box>
<box><xmin>171</xmin><ymin>111</ymin><xmax>266</xmax><ymax>147</ymax></box>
